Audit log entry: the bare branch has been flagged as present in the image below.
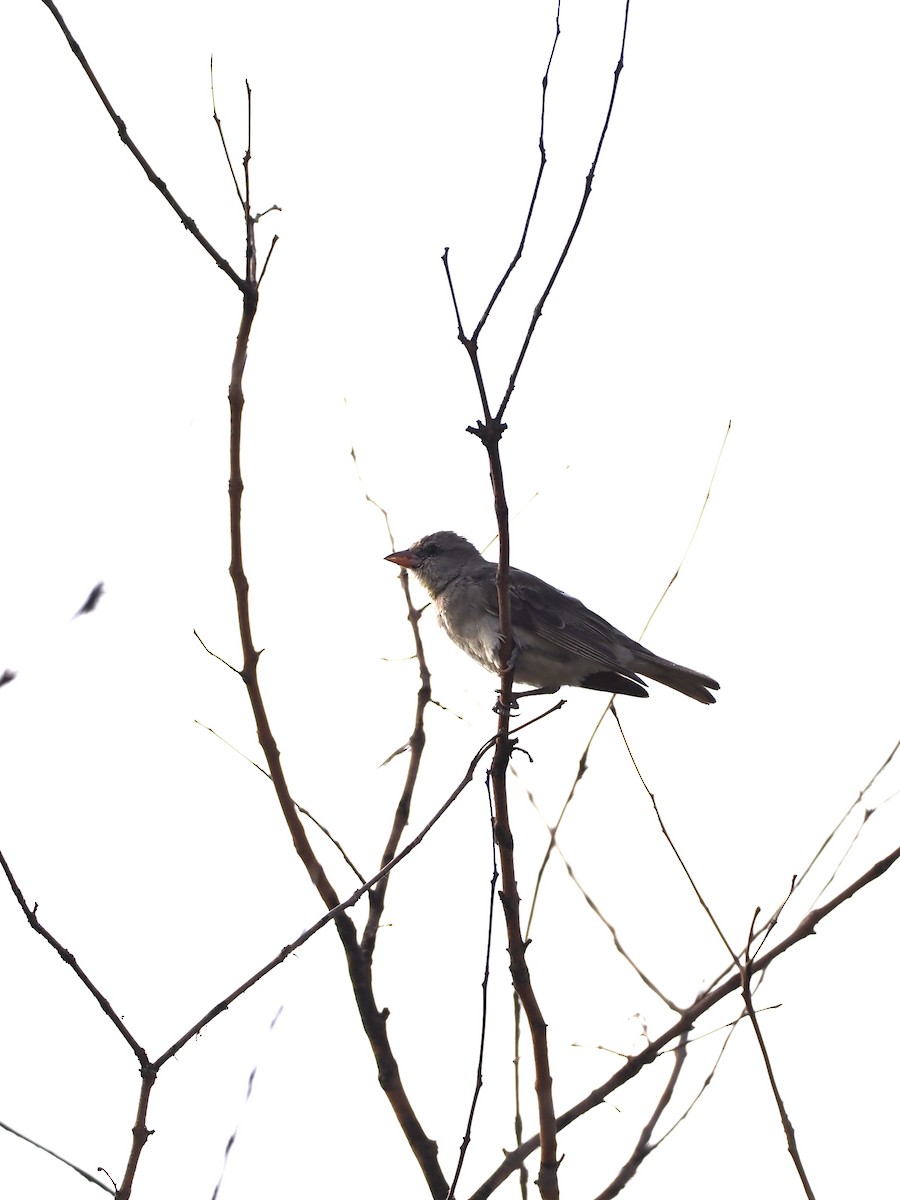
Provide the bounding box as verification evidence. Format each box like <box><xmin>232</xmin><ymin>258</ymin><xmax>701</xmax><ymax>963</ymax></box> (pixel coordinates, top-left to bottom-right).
<box><xmin>156</xmin><ymin>736</ymin><xmax>498</xmax><ymax>1069</ymax></box>
<box><xmin>0</xmin><ymin>847</ymin><xmax>148</xmax><ymax>1064</ymax></box>
<box><xmin>40</xmin><ymin>0</ymin><xmax>244</xmax><ymax>289</ymax></box>
<box><xmin>468</xmin><ymin>839</ymin><xmax>900</xmax><ymax>1199</ymax></box>
<box><xmin>613</xmin><ymin>703</ymin><xmax>738</xmax><ymax>961</ymax></box>
<box><xmin>441</xmin><ymin>10</ymin><xmax>638</xmax><ymax>1193</ymax></box>
<box><xmin>641</xmin><ymin>420</ymin><xmax>731</xmax><ymax>633</ymax></box>
<box><xmin>497</xmin><ymin>0</ymin><xmax>632</xmax><ymax>422</ymax></box>
<box><xmin>447</xmin><ymin>782</ymin><xmax>502</xmax><ymax>1200</ymax></box>
<box><xmin>364</xmin><ymin>497</ymin><xmax>432</xmax><ymax>954</ymax></box>
<box><xmin>210</xmin><ymin>56</ymin><xmax>245</xmax><ymax>208</ymax></box>
<box><xmin>0</xmin><ymin>1118</ymin><xmax>116</xmax><ymax>1194</ymax></box>
<box><xmin>523</xmin><ymin>416</ymin><xmax>727</xmax><ymax>942</ymax></box>
<box><xmin>258</xmin><ymin>233</ymin><xmax>280</xmax><ymax>283</ymax></box>
<box><xmin>473</xmin><ymin>1</ymin><xmax>563</xmax><ymax>340</ymax></box>
<box><xmin>593</xmin><ymin>1028</ymin><xmax>689</xmax><ymax>1199</ymax></box>
<box><xmin>193</xmin><ymin>629</ymin><xmax>241</xmax><ymax>674</ymax></box>
<box><xmin>740</xmin><ymin>926</ymin><xmax>818</xmax><ymax>1198</ymax></box>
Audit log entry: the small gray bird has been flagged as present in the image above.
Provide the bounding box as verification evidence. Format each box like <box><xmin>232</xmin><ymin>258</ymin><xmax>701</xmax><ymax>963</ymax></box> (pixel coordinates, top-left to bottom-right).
<box><xmin>385</xmin><ymin>532</ymin><xmax>719</xmax><ymax>704</ymax></box>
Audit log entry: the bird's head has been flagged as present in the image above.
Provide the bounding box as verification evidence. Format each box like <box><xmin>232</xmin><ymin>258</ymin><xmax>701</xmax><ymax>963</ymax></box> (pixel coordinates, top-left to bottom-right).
<box><xmin>385</xmin><ymin>531</ymin><xmax>482</xmax><ymax>596</ymax></box>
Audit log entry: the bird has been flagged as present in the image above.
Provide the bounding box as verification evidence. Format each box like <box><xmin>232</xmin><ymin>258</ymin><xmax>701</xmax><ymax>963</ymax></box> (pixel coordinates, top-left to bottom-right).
<box><xmin>385</xmin><ymin>531</ymin><xmax>719</xmax><ymax>704</ymax></box>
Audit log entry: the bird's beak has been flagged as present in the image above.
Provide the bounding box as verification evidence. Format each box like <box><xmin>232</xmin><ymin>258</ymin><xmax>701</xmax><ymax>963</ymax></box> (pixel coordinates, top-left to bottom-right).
<box><xmin>385</xmin><ymin>548</ymin><xmax>420</xmax><ymax>569</ymax></box>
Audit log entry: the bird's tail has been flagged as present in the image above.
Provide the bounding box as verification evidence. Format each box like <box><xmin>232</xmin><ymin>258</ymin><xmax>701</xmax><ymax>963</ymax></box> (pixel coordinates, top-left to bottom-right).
<box><xmin>635</xmin><ymin>653</ymin><xmax>720</xmax><ymax>705</ymax></box>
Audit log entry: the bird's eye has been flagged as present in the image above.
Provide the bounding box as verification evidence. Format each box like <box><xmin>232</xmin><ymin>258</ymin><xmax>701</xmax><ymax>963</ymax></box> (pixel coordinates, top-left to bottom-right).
<box><xmin>421</xmin><ymin>542</ymin><xmax>439</xmax><ymax>557</ymax></box>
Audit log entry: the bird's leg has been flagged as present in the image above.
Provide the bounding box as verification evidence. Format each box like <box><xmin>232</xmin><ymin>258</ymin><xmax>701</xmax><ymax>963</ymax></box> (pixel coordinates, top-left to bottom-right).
<box><xmin>492</xmin><ymin>648</ymin><xmax>561</xmax><ymax>710</ymax></box>
<box><xmin>493</xmin><ymin>683</ymin><xmax>561</xmax><ymax>714</ymax></box>
<box><xmin>492</xmin><ymin>643</ymin><xmax>520</xmax><ymax>715</ymax></box>
<box><xmin>509</xmin><ymin>684</ymin><xmax>562</xmax><ymax>702</ymax></box>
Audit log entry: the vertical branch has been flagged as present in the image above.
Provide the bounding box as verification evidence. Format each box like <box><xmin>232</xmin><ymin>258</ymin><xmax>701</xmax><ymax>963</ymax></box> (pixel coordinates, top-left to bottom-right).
<box><xmin>350</xmin><ymin>477</ymin><xmax>433</xmax><ymax>956</ymax></box>
<box><xmin>446</xmin><ymin>780</ymin><xmax>501</xmax><ymax>1200</ymax></box>
<box><xmin>437</xmin><ymin>8</ymin><xmax>618</xmax><ymax>1190</ymax></box>
<box><xmin>444</xmin><ymin>14</ymin><xmax>645</xmax><ymax>1163</ymax></box>
<box><xmin>490</xmin><ymin>741</ymin><xmax>560</xmax><ymax>1199</ymax></box>
<box><xmin>362</xmin><ymin>560</ymin><xmax>431</xmax><ymax>956</ymax></box>
<box><xmin>220</xmin><ymin>90</ymin><xmax>341</xmax><ymax>917</ymax></box>
<box><xmin>438</xmin><ymin>12</ymin><xmax>638</xmax><ymax>1192</ymax></box>
<box><xmin>226</xmin><ymin>182</ymin><xmax>449</xmax><ymax>1200</ymax></box>
<box><xmin>483</xmin><ymin>434</ymin><xmax>560</xmax><ymax>1200</ymax></box>
<box><xmin>117</xmin><ymin>1073</ymin><xmax>156</xmax><ymax>1200</ymax></box>
<box><xmin>242</xmin><ymin>81</ymin><xmax>256</xmax><ymax>279</ymax></box>
<box><xmin>443</xmin><ymin>242</ymin><xmax>560</xmax><ymax>1196</ymax></box>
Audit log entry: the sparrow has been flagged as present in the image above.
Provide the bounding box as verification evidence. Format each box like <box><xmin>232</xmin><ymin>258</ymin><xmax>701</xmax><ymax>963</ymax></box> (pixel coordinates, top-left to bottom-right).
<box><xmin>385</xmin><ymin>531</ymin><xmax>719</xmax><ymax>704</ymax></box>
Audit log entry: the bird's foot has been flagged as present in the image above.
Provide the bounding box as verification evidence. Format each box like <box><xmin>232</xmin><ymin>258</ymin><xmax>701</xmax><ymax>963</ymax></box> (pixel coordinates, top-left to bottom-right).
<box><xmin>492</xmin><ymin>692</ymin><xmax>520</xmax><ymax>716</ymax></box>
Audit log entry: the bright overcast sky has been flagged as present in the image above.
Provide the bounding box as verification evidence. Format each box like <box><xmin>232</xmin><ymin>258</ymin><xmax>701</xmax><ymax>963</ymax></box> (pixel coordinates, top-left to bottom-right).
<box><xmin>2</xmin><ymin>2</ymin><xmax>900</xmax><ymax>1199</ymax></box>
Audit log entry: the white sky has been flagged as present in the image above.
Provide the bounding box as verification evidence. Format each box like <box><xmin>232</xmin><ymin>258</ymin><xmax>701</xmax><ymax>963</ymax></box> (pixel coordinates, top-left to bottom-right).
<box><xmin>2</xmin><ymin>2</ymin><xmax>900</xmax><ymax>1198</ymax></box>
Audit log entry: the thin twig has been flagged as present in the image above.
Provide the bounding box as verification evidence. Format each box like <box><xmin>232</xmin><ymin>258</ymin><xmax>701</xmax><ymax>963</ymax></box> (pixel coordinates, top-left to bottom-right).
<box><xmin>701</xmin><ymin>731</ymin><xmax>900</xmax><ymax>1000</ymax></box>
<box><xmin>258</xmin><ymin>234</ymin><xmax>279</xmax><ymax>283</ymax></box>
<box><xmin>193</xmin><ymin>629</ymin><xmax>241</xmax><ymax>673</ymax></box>
<box><xmin>473</xmin><ymin>0</ymin><xmax>563</xmax><ymax>340</ymax></box>
<box><xmin>654</xmin><ymin>1015</ymin><xmax>739</xmax><ymax>1143</ymax></box>
<box><xmin>789</xmin><ymin>733</ymin><xmax>900</xmax><ymax>907</ymax></box>
<box><xmin>515</xmin><ymin>766</ymin><xmax>676</xmax><ymax>1006</ymax></box>
<box><xmin>0</xmin><ymin>848</ymin><xmax>148</xmax><ymax>1063</ymax></box>
<box><xmin>612</xmin><ymin>704</ymin><xmax>738</xmax><ymax>961</ymax></box>
<box><xmin>561</xmin><ymin>851</ymin><xmax>679</xmax><ymax>1009</ymax></box>
<box><xmin>739</xmin><ymin>921</ymin><xmax>817</xmax><ymax>1198</ymax></box>
<box><xmin>446</xmin><ymin>779</ymin><xmax>502</xmax><ymax>1200</ymax></box>
<box><xmin>524</xmin><ymin>696</ymin><xmax>613</xmax><ymax>942</ymax></box>
<box><xmin>0</xmin><ymin>1119</ymin><xmax>116</xmax><ymax>1194</ymax></box>
<box><xmin>349</xmin><ymin>453</ymin><xmax>433</xmax><ymax>955</ymax></box>
<box><xmin>155</xmin><ymin>734</ymin><xmax>503</xmax><ymax>1070</ymax></box>
<box><xmin>196</xmin><ymin>715</ymin><xmax>371</xmax><ymax>883</ymax></box>
<box><xmin>210</xmin><ymin>57</ymin><xmax>245</xmax><ymax>207</ymax></box>
<box><xmin>467</xmin><ymin>837</ymin><xmax>900</xmax><ymax>1199</ymax></box>
<box><xmin>642</xmin><ymin>421</ymin><xmax>731</xmax><ymax>632</ymax></box>
<box><xmin>40</xmin><ymin>1</ymin><xmax>244</xmax><ymax>289</ymax></box>
<box><xmin>594</xmin><ymin>1027</ymin><xmax>689</xmax><ymax>1199</ymax></box>
<box><xmin>523</xmin><ymin>419</ymin><xmax>728</xmax><ymax>942</ymax></box>
<box><xmin>497</xmin><ymin>0</ymin><xmax>632</xmax><ymax>422</ymax></box>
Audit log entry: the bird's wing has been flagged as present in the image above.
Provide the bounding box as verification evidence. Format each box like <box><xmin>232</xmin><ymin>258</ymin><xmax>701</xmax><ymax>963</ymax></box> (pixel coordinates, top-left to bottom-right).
<box><xmin>496</xmin><ymin>569</ymin><xmax>646</xmax><ymax>677</ymax></box>
<box><xmin>475</xmin><ymin>566</ymin><xmax>718</xmax><ymax>703</ymax></box>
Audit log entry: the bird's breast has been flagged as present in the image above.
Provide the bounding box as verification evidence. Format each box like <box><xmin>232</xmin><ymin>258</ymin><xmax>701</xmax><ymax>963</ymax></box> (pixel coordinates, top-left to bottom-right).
<box><xmin>437</xmin><ymin>604</ymin><xmax>504</xmax><ymax>673</ymax></box>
